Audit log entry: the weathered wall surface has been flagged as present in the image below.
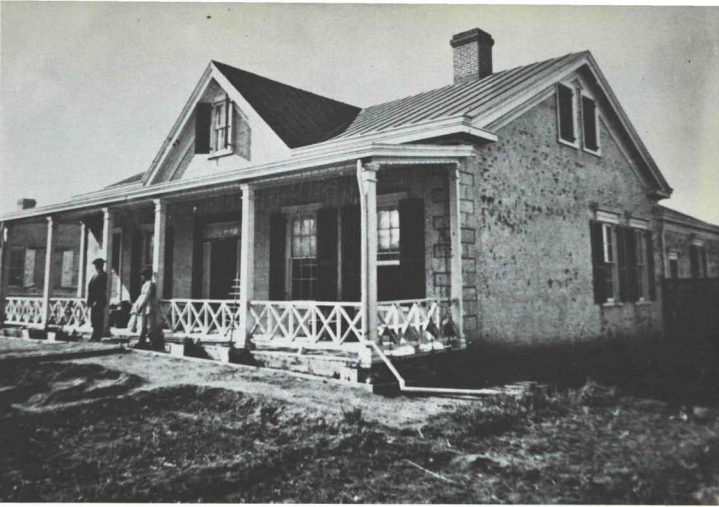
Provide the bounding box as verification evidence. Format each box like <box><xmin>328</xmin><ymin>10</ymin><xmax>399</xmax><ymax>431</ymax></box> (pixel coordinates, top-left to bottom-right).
<box><xmin>460</xmin><ymin>93</ymin><xmax>663</xmax><ymax>347</ymax></box>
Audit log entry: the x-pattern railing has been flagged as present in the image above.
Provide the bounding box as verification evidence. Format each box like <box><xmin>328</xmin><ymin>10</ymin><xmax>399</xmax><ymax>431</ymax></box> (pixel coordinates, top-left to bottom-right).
<box><xmin>48</xmin><ymin>298</ymin><xmax>91</xmax><ymax>328</ymax></box>
<box><xmin>248</xmin><ymin>300</ymin><xmax>364</xmax><ymax>344</ymax></box>
<box><xmin>377</xmin><ymin>298</ymin><xmax>450</xmax><ymax>344</ymax></box>
<box><xmin>160</xmin><ymin>299</ymin><xmax>240</xmax><ymax>337</ymax></box>
<box><xmin>3</xmin><ymin>296</ymin><xmax>45</xmax><ymax>326</ymax></box>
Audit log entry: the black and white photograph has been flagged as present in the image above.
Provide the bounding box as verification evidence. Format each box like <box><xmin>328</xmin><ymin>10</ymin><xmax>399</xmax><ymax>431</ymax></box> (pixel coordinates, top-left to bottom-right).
<box><xmin>0</xmin><ymin>2</ymin><xmax>717</xmax><ymax>503</ymax></box>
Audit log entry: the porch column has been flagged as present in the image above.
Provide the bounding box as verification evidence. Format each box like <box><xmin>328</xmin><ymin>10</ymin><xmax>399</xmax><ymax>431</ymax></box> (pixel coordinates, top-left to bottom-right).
<box><xmin>237</xmin><ymin>184</ymin><xmax>255</xmax><ymax>348</ymax></box>
<box><xmin>358</xmin><ymin>161</ymin><xmax>379</xmax><ymax>344</ymax></box>
<box><xmin>0</xmin><ymin>223</ymin><xmax>10</xmax><ymax>322</ymax></box>
<box><xmin>152</xmin><ymin>199</ymin><xmax>167</xmax><ymax>299</ymax></box>
<box><xmin>42</xmin><ymin>216</ymin><xmax>58</xmax><ymax>328</ymax></box>
<box><xmin>76</xmin><ymin>221</ymin><xmax>87</xmax><ymax>298</ymax></box>
<box><xmin>101</xmin><ymin>208</ymin><xmax>115</xmax><ymax>334</ymax></box>
<box><xmin>448</xmin><ymin>165</ymin><xmax>465</xmax><ymax>345</ymax></box>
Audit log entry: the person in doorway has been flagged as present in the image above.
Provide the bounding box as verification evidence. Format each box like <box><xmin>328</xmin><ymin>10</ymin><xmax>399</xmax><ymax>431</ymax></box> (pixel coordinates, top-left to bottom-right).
<box><xmin>86</xmin><ymin>258</ymin><xmax>108</xmax><ymax>341</ymax></box>
<box><xmin>131</xmin><ymin>267</ymin><xmax>164</xmax><ymax>349</ymax></box>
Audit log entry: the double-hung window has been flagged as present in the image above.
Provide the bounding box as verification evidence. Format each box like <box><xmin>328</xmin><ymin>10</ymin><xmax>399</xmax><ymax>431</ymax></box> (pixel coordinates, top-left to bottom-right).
<box><xmin>601</xmin><ymin>223</ymin><xmax>616</xmax><ymax>302</ymax></box>
<box><xmin>290</xmin><ymin>213</ymin><xmax>318</xmax><ymax>300</ymax></box>
<box><xmin>635</xmin><ymin>230</ymin><xmax>647</xmax><ymax>300</ymax></box>
<box><xmin>213</xmin><ymin>100</ymin><xmax>232</xmax><ymax>152</ymax></box>
<box><xmin>377</xmin><ymin>206</ymin><xmax>400</xmax><ymax>265</ymax></box>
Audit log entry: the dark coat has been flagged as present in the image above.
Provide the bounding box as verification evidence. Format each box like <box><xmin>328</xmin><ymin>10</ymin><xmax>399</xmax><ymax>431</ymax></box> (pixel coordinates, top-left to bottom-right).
<box><xmin>87</xmin><ymin>271</ymin><xmax>108</xmax><ymax>308</ymax></box>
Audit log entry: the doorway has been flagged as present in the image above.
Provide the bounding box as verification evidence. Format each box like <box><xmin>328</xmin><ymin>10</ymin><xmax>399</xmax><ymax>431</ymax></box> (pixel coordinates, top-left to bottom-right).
<box><xmin>209</xmin><ymin>237</ymin><xmax>239</xmax><ymax>299</ymax></box>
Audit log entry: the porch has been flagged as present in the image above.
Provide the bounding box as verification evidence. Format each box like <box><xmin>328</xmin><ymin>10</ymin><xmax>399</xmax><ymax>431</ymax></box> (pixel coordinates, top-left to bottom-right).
<box><xmin>1</xmin><ymin>146</ymin><xmax>472</xmax><ymax>376</ymax></box>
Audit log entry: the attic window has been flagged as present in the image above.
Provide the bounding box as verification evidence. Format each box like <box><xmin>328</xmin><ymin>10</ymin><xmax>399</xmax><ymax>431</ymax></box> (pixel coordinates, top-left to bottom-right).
<box><xmin>582</xmin><ymin>95</ymin><xmax>599</xmax><ymax>153</ymax></box>
<box><xmin>557</xmin><ymin>83</ymin><xmax>576</xmax><ymax>144</ymax></box>
<box><xmin>212</xmin><ymin>100</ymin><xmax>233</xmax><ymax>152</ymax></box>
<box><xmin>193</xmin><ymin>98</ymin><xmax>234</xmax><ymax>156</ymax></box>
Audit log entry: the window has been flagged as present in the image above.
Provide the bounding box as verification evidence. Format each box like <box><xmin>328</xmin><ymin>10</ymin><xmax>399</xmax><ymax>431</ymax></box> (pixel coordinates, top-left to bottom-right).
<box><xmin>668</xmin><ymin>252</ymin><xmax>679</xmax><ymax>279</ymax></box>
<box><xmin>591</xmin><ymin>215</ymin><xmax>656</xmax><ymax>305</ymax></box>
<box><xmin>212</xmin><ymin>99</ymin><xmax>233</xmax><ymax>153</ymax></box>
<box><xmin>557</xmin><ymin>83</ymin><xmax>576</xmax><ymax>144</ymax></box>
<box><xmin>690</xmin><ymin>244</ymin><xmax>707</xmax><ymax>278</ymax></box>
<box><xmin>582</xmin><ymin>95</ymin><xmax>599</xmax><ymax>152</ymax></box>
<box><xmin>377</xmin><ymin>207</ymin><xmax>400</xmax><ymax>265</ymax></box>
<box><xmin>635</xmin><ymin>230</ymin><xmax>646</xmax><ymax>300</ymax></box>
<box><xmin>61</xmin><ymin>251</ymin><xmax>75</xmax><ymax>288</ymax></box>
<box><xmin>290</xmin><ymin>213</ymin><xmax>318</xmax><ymax>300</ymax></box>
<box><xmin>9</xmin><ymin>247</ymin><xmax>25</xmax><ymax>287</ymax></box>
<box><xmin>602</xmin><ymin>223</ymin><xmax>616</xmax><ymax>301</ymax></box>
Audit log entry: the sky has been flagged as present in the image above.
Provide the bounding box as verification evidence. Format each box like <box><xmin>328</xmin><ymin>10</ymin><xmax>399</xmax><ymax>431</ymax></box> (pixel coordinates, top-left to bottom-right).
<box><xmin>1</xmin><ymin>3</ymin><xmax>718</xmax><ymax>223</ymax></box>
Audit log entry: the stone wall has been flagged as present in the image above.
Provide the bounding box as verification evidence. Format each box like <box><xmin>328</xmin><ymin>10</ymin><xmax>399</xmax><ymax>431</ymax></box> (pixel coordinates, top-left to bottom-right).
<box><xmin>460</xmin><ymin>93</ymin><xmax>663</xmax><ymax>347</ymax></box>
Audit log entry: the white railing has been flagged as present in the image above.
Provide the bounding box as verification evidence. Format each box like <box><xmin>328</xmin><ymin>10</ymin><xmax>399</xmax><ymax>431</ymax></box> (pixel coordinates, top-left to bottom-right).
<box><xmin>248</xmin><ymin>300</ymin><xmax>364</xmax><ymax>345</ymax></box>
<box><xmin>160</xmin><ymin>299</ymin><xmax>240</xmax><ymax>338</ymax></box>
<box><xmin>377</xmin><ymin>298</ymin><xmax>453</xmax><ymax>345</ymax></box>
<box><xmin>3</xmin><ymin>296</ymin><xmax>45</xmax><ymax>326</ymax></box>
<box><xmin>48</xmin><ymin>297</ymin><xmax>91</xmax><ymax>329</ymax></box>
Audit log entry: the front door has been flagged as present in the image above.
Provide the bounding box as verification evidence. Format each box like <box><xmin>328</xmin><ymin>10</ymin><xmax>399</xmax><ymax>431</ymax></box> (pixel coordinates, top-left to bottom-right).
<box><xmin>209</xmin><ymin>237</ymin><xmax>239</xmax><ymax>299</ymax></box>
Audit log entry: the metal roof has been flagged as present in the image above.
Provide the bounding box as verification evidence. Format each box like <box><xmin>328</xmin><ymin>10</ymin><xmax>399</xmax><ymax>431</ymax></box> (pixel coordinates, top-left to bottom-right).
<box><xmin>332</xmin><ymin>52</ymin><xmax>585</xmax><ymax>139</ymax></box>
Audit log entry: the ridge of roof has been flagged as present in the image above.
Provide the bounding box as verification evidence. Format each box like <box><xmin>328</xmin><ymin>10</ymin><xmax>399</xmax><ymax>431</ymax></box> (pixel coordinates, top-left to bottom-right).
<box><xmin>211</xmin><ymin>60</ymin><xmax>361</xmax><ymax>148</ymax></box>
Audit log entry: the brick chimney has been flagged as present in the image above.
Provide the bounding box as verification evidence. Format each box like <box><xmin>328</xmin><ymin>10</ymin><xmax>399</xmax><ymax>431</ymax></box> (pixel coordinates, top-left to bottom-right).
<box><xmin>451</xmin><ymin>28</ymin><xmax>494</xmax><ymax>85</ymax></box>
<box><xmin>17</xmin><ymin>198</ymin><xmax>36</xmax><ymax>210</ymax></box>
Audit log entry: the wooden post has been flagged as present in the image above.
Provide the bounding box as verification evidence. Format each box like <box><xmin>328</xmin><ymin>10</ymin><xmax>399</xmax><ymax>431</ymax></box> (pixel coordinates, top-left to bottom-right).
<box><xmin>358</xmin><ymin>161</ymin><xmax>379</xmax><ymax>344</ymax></box>
<box><xmin>152</xmin><ymin>199</ymin><xmax>167</xmax><ymax>299</ymax></box>
<box><xmin>42</xmin><ymin>216</ymin><xmax>58</xmax><ymax>328</ymax></box>
<box><xmin>448</xmin><ymin>164</ymin><xmax>465</xmax><ymax>346</ymax></box>
<box><xmin>0</xmin><ymin>223</ymin><xmax>10</xmax><ymax>323</ymax></box>
<box><xmin>237</xmin><ymin>184</ymin><xmax>255</xmax><ymax>348</ymax></box>
<box><xmin>101</xmin><ymin>208</ymin><xmax>114</xmax><ymax>334</ymax></box>
<box><xmin>76</xmin><ymin>221</ymin><xmax>87</xmax><ymax>298</ymax></box>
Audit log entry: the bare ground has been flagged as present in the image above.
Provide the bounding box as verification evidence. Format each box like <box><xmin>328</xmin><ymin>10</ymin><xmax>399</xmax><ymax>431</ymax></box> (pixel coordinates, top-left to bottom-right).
<box><xmin>0</xmin><ymin>338</ymin><xmax>717</xmax><ymax>503</ymax></box>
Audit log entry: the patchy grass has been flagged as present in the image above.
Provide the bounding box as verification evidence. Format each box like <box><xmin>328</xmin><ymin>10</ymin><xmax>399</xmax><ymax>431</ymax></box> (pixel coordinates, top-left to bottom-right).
<box><xmin>0</xmin><ymin>362</ymin><xmax>717</xmax><ymax>503</ymax></box>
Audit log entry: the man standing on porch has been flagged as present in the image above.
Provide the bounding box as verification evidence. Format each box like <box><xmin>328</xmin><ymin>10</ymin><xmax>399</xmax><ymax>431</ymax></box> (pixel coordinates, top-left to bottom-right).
<box><xmin>87</xmin><ymin>258</ymin><xmax>108</xmax><ymax>341</ymax></box>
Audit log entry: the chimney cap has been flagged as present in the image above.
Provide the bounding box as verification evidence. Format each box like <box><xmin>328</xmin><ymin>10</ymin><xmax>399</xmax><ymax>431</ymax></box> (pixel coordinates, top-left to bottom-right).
<box><xmin>17</xmin><ymin>198</ymin><xmax>37</xmax><ymax>210</ymax></box>
<box><xmin>451</xmin><ymin>28</ymin><xmax>494</xmax><ymax>48</ymax></box>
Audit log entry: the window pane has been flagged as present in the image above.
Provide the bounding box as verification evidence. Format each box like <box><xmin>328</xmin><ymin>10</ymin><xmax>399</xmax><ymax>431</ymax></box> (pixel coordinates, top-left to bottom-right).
<box><xmin>293</xmin><ymin>219</ymin><xmax>301</xmax><ymax>235</ymax></box>
<box><xmin>379</xmin><ymin>211</ymin><xmax>389</xmax><ymax>229</ymax></box>
<box><xmin>379</xmin><ymin>229</ymin><xmax>390</xmax><ymax>251</ymax></box>
<box><xmin>390</xmin><ymin>209</ymin><xmax>399</xmax><ymax>228</ymax></box>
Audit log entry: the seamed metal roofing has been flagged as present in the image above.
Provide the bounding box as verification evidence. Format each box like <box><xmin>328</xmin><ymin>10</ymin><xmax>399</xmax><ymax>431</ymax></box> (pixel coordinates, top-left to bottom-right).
<box><xmin>212</xmin><ymin>61</ymin><xmax>361</xmax><ymax>149</ymax></box>
<box><xmin>332</xmin><ymin>52</ymin><xmax>586</xmax><ymax>140</ymax></box>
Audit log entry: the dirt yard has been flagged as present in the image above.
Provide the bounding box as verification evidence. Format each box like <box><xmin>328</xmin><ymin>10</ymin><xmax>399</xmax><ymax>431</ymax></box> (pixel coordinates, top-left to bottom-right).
<box><xmin>1</xmin><ymin>339</ymin><xmax>717</xmax><ymax>503</ymax></box>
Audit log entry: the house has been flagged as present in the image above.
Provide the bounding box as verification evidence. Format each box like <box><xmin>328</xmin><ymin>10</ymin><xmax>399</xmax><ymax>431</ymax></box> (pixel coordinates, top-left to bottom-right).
<box><xmin>0</xmin><ymin>28</ymin><xmax>715</xmax><ymax>380</ymax></box>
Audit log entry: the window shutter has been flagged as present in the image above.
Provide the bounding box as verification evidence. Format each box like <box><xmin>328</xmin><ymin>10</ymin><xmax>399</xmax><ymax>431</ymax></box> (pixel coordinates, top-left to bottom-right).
<box><xmin>190</xmin><ymin>218</ymin><xmax>204</xmax><ymax>299</ymax></box>
<box><xmin>645</xmin><ymin>231</ymin><xmax>656</xmax><ymax>301</ymax></box>
<box><xmin>582</xmin><ymin>96</ymin><xmax>598</xmax><ymax>151</ymax></box>
<box><xmin>616</xmin><ymin>226</ymin><xmax>628</xmax><ymax>302</ymax></box>
<box><xmin>558</xmin><ymin>85</ymin><xmax>575</xmax><ymax>142</ymax></box>
<box><xmin>24</xmin><ymin>248</ymin><xmax>36</xmax><ymax>287</ymax></box>
<box><xmin>317</xmin><ymin>207</ymin><xmax>338</xmax><ymax>301</ymax></box>
<box><xmin>163</xmin><ymin>226</ymin><xmax>174</xmax><ymax>298</ymax></box>
<box><xmin>589</xmin><ymin>220</ymin><xmax>606</xmax><ymax>304</ymax></box>
<box><xmin>341</xmin><ymin>205</ymin><xmax>361</xmax><ymax>302</ymax></box>
<box><xmin>269</xmin><ymin>213</ymin><xmax>287</xmax><ymax>300</ymax></box>
<box><xmin>194</xmin><ymin>103</ymin><xmax>212</xmax><ymax>154</ymax></box>
<box><xmin>131</xmin><ymin>229</ymin><xmax>143</xmax><ymax>299</ymax></box>
<box><xmin>399</xmin><ymin>198</ymin><xmax>426</xmax><ymax>299</ymax></box>
<box><xmin>625</xmin><ymin>229</ymin><xmax>638</xmax><ymax>302</ymax></box>
<box><xmin>690</xmin><ymin>245</ymin><xmax>699</xmax><ymax>278</ymax></box>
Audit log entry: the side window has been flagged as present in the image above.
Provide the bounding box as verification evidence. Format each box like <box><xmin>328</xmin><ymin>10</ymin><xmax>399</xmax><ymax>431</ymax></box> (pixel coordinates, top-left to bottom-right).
<box><xmin>61</xmin><ymin>250</ymin><xmax>75</xmax><ymax>288</ymax></box>
<box><xmin>557</xmin><ymin>83</ymin><xmax>576</xmax><ymax>144</ymax></box>
<box><xmin>635</xmin><ymin>230</ymin><xmax>647</xmax><ymax>300</ymax></box>
<box><xmin>289</xmin><ymin>213</ymin><xmax>318</xmax><ymax>300</ymax></box>
<box><xmin>377</xmin><ymin>207</ymin><xmax>400</xmax><ymax>265</ymax></box>
<box><xmin>602</xmin><ymin>223</ymin><xmax>616</xmax><ymax>301</ymax></box>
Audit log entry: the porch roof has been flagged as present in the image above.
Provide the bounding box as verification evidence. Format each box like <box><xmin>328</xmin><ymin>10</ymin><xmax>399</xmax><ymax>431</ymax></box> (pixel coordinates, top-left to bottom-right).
<box><xmin>0</xmin><ymin>143</ymin><xmax>478</xmax><ymax>223</ymax></box>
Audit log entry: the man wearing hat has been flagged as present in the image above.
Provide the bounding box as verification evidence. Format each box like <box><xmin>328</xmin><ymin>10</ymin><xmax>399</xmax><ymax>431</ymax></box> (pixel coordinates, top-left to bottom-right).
<box><xmin>130</xmin><ymin>266</ymin><xmax>164</xmax><ymax>349</ymax></box>
<box><xmin>87</xmin><ymin>258</ymin><xmax>108</xmax><ymax>341</ymax></box>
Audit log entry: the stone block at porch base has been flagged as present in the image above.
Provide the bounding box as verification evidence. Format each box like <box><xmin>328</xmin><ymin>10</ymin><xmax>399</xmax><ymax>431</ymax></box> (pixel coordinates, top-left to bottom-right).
<box><xmin>249</xmin><ymin>350</ymin><xmax>369</xmax><ymax>383</ymax></box>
